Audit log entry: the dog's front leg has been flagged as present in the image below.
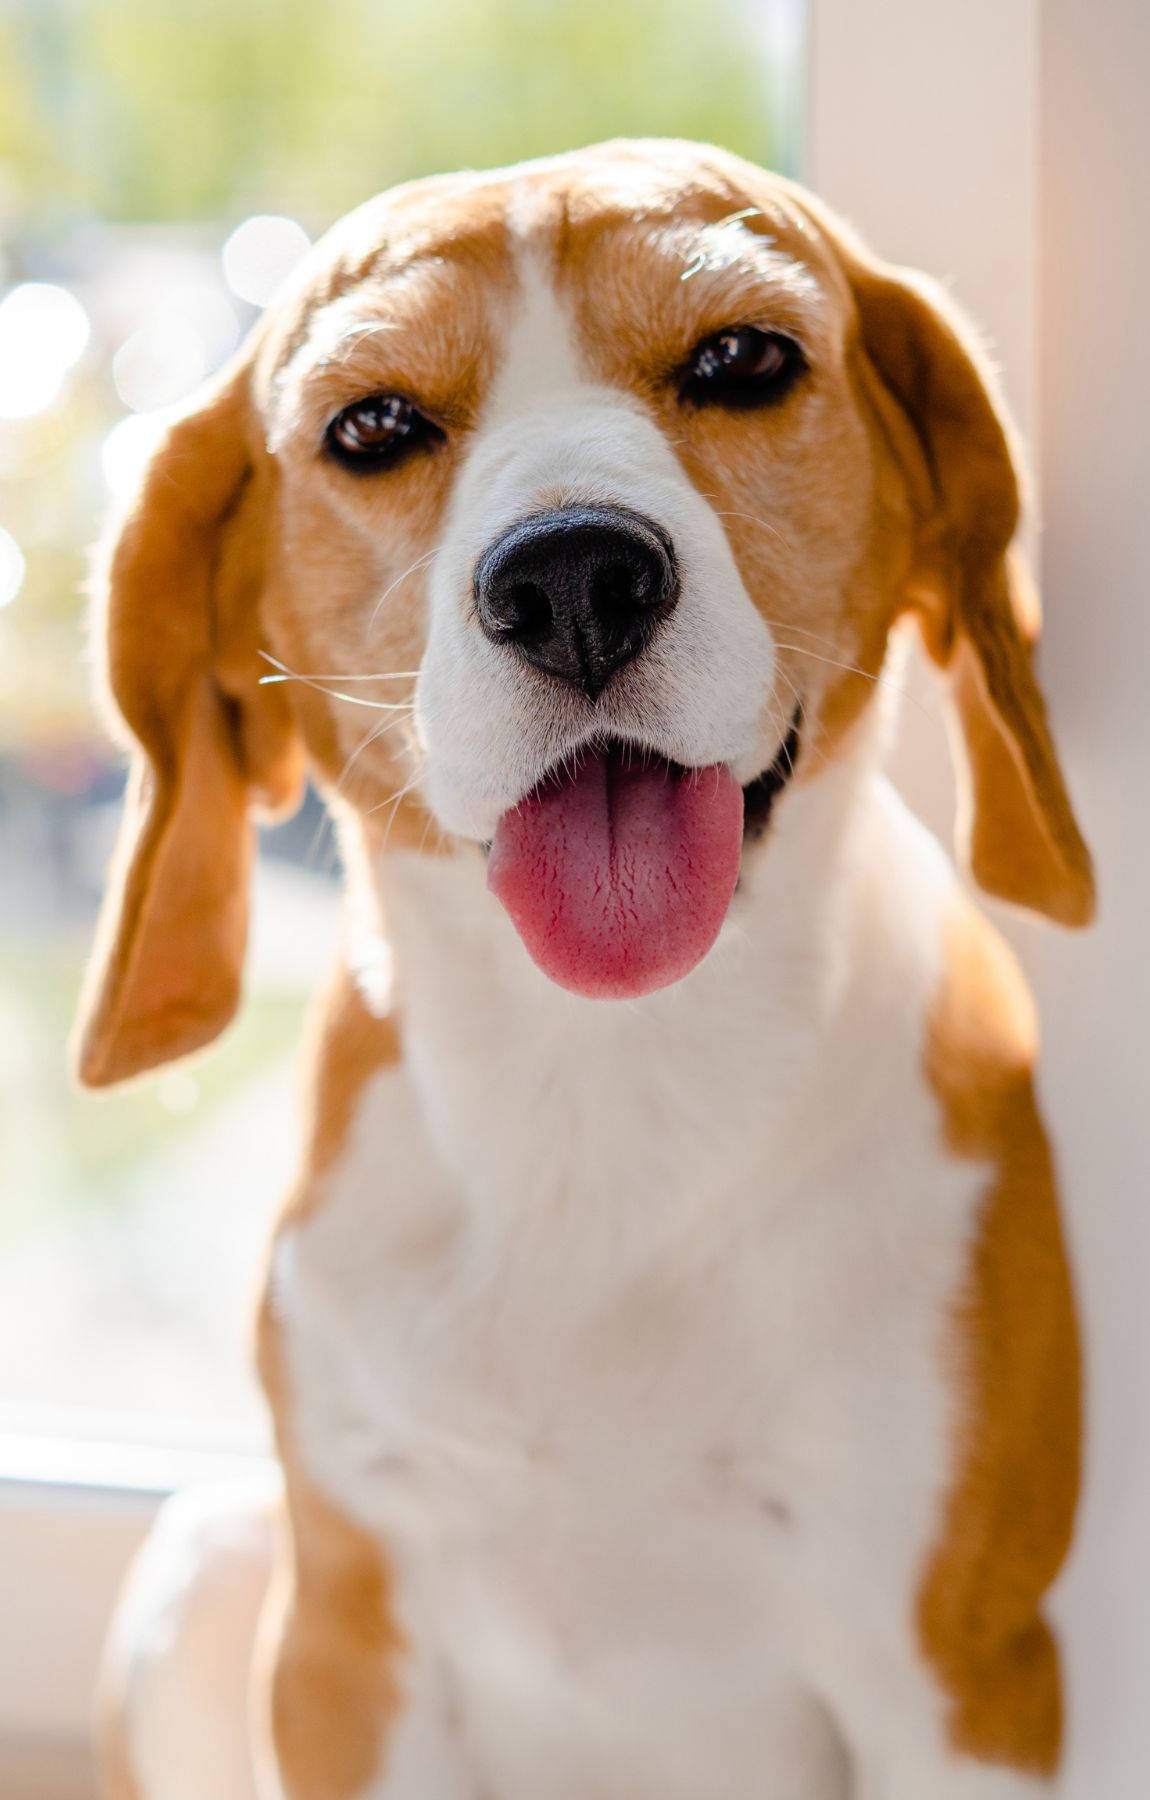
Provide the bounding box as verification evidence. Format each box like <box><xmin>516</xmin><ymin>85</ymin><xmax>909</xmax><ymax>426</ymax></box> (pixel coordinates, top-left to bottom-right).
<box><xmin>257</xmin><ymin>1481</ymin><xmax>480</xmax><ymax>1800</ymax></box>
<box><xmin>255</xmin><ymin>1304</ymin><xmax>480</xmax><ymax>1800</ymax></box>
<box><xmin>830</xmin><ymin>1636</ymin><xmax>1060</xmax><ymax>1800</ymax></box>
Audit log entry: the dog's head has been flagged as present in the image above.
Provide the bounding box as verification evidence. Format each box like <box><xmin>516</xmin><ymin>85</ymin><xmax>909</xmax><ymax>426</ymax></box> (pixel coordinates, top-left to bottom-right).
<box><xmin>74</xmin><ymin>140</ymin><xmax>1093</xmax><ymax>1085</ymax></box>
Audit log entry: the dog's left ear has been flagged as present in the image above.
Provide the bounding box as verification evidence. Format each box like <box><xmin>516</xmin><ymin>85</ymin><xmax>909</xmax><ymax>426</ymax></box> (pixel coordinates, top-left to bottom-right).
<box><xmin>814</xmin><ymin>208</ymin><xmax>1094</xmax><ymax>926</ymax></box>
<box><xmin>72</xmin><ymin>360</ymin><xmax>305</xmax><ymax>1088</ymax></box>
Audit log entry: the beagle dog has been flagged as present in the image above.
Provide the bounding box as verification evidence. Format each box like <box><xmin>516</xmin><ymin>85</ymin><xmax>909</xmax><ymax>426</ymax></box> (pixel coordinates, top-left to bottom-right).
<box><xmin>75</xmin><ymin>140</ymin><xmax>1094</xmax><ymax>1800</ymax></box>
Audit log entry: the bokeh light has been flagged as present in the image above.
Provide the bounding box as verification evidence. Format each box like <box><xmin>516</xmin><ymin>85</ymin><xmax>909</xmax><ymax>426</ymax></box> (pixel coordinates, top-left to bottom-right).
<box><xmin>112</xmin><ymin>286</ymin><xmax>241</xmax><ymax>413</ymax></box>
<box><xmin>0</xmin><ymin>283</ymin><xmax>91</xmax><ymax>420</ymax></box>
<box><xmin>0</xmin><ymin>523</ymin><xmax>26</xmax><ymax>608</ymax></box>
<box><xmin>100</xmin><ymin>409</ymin><xmax>175</xmax><ymax>501</ymax></box>
<box><xmin>172</xmin><ymin>282</ymin><xmax>243</xmax><ymax>368</ymax></box>
<box><xmin>221</xmin><ymin>215</ymin><xmax>311</xmax><ymax>307</ymax></box>
<box><xmin>113</xmin><ymin>313</ymin><xmax>211</xmax><ymax>412</ymax></box>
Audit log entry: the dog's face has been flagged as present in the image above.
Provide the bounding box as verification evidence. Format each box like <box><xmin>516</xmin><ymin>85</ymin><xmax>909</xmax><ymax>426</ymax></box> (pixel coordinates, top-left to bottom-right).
<box><xmin>262</xmin><ymin>148</ymin><xmax>870</xmax><ymax>836</ymax></box>
<box><xmin>74</xmin><ymin>142</ymin><xmax>1093</xmax><ymax>1082</ymax></box>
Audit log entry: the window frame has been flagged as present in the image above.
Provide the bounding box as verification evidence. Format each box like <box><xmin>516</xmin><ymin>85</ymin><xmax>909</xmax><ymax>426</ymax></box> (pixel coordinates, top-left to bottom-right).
<box><xmin>0</xmin><ymin>1431</ymin><xmax>275</xmax><ymax>1750</ymax></box>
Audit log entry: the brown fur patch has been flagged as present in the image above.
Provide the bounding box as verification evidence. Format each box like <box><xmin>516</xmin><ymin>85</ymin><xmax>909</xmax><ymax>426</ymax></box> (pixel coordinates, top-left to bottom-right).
<box><xmin>252</xmin><ymin>965</ymin><xmax>406</xmax><ymax>1798</ymax></box>
<box><xmin>257</xmin><ymin>1306</ymin><xmax>404</xmax><ymax>1800</ymax></box>
<box><xmin>919</xmin><ymin>897</ymin><xmax>1081</xmax><ymax>1775</ymax></box>
<box><xmin>72</xmin><ymin>367</ymin><xmax>304</xmax><ymax>1087</ymax></box>
<box><xmin>287</xmin><ymin>962</ymin><xmax>404</xmax><ymax>1216</ymax></box>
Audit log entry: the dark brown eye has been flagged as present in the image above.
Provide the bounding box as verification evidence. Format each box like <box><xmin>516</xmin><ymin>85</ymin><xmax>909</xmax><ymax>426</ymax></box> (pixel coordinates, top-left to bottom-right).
<box><xmin>682</xmin><ymin>326</ymin><xmax>806</xmax><ymax>409</ymax></box>
<box><xmin>325</xmin><ymin>394</ymin><xmax>444</xmax><ymax>471</ymax></box>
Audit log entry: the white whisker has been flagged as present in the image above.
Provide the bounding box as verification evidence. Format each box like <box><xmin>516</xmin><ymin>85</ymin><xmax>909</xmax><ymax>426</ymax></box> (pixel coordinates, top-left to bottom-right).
<box><xmin>261</xmin><ymin>669</ymin><xmax>419</xmax><ymax>682</ymax></box>
<box><xmin>711</xmin><ymin>507</ymin><xmax>792</xmax><ymax>549</ymax></box>
<box><xmin>368</xmin><ymin>549</ymin><xmax>438</xmax><ymax>634</ymax></box>
<box><xmin>258</xmin><ymin>652</ymin><xmax>415</xmax><ymax>710</ymax></box>
<box><xmin>367</xmin><ymin>772</ymin><xmax>422</xmax><ymax>821</ymax></box>
<box><xmin>773</xmin><ymin>641</ymin><xmax>936</xmax><ymax>724</ymax></box>
<box><xmin>770</xmin><ymin>664</ymin><xmax>827</xmax><ymax>774</ymax></box>
<box><xmin>333</xmin><ymin>714</ymin><xmax>413</xmax><ymax>798</ymax></box>
<box><xmin>372</xmin><ymin>772</ymin><xmax>427</xmax><ymax>854</ymax></box>
<box><xmin>417</xmin><ymin>809</ymin><xmax>437</xmax><ymax>856</ymax></box>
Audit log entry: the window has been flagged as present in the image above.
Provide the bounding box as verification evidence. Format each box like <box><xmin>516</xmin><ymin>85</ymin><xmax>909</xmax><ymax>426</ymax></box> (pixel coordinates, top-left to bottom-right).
<box><xmin>0</xmin><ymin>0</ymin><xmax>804</xmax><ymax>1459</ymax></box>
<box><xmin>0</xmin><ymin>3</ymin><xmax>805</xmax><ymax>1771</ymax></box>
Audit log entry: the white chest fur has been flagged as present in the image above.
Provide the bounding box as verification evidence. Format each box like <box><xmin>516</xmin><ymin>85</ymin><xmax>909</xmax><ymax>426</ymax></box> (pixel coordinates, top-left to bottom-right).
<box><xmin>274</xmin><ymin>771</ymin><xmax>989</xmax><ymax>1799</ymax></box>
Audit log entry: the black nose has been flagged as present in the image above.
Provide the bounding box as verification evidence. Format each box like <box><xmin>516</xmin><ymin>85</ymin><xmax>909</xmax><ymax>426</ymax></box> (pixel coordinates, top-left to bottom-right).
<box><xmin>474</xmin><ymin>505</ymin><xmax>680</xmax><ymax>700</ymax></box>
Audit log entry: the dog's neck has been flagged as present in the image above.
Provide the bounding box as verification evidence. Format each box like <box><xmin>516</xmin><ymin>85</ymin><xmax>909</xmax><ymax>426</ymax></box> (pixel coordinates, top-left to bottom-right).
<box><xmin>341</xmin><ymin>710</ymin><xmax>947</xmax><ymax>1240</ymax></box>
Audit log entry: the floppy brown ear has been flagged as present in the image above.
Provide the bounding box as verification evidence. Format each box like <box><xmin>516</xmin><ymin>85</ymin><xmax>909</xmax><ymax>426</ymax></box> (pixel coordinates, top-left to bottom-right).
<box><xmin>73</xmin><ymin>364</ymin><xmax>305</xmax><ymax>1088</ymax></box>
<box><xmin>817</xmin><ymin>211</ymin><xmax>1094</xmax><ymax>926</ymax></box>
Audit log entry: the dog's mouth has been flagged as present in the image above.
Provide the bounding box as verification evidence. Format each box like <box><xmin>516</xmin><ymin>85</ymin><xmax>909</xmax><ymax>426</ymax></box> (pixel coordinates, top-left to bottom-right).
<box><xmin>742</xmin><ymin>707</ymin><xmax>802</xmax><ymax>842</ymax></box>
<box><xmin>486</xmin><ymin>709</ymin><xmax>802</xmax><ymax>1000</ymax></box>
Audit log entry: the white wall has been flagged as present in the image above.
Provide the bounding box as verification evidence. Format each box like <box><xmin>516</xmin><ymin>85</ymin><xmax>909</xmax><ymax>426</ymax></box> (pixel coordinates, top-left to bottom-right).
<box><xmin>808</xmin><ymin>0</ymin><xmax>1149</xmax><ymax>1791</ymax></box>
<box><xmin>807</xmin><ymin>0</ymin><xmax>1038</xmax><ymax>432</ymax></box>
<box><xmin>806</xmin><ymin>0</ymin><xmax>1038</xmax><ymax>835</ymax></box>
<box><xmin>1033</xmin><ymin>3</ymin><xmax>1150</xmax><ymax>1788</ymax></box>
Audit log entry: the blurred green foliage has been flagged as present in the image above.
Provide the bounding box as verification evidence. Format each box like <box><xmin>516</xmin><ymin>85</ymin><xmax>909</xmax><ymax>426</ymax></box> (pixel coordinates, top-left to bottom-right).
<box><xmin>1</xmin><ymin>0</ymin><xmax>779</xmax><ymax>229</ymax></box>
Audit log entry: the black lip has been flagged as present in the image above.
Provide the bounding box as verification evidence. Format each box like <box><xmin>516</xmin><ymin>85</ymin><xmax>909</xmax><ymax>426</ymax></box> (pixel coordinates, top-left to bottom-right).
<box><xmin>741</xmin><ymin>706</ymin><xmax>802</xmax><ymax>842</ymax></box>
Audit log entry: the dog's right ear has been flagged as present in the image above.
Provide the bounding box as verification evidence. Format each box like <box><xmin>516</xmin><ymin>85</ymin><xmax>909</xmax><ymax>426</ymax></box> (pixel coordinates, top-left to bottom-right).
<box><xmin>72</xmin><ymin>362</ymin><xmax>305</xmax><ymax>1088</ymax></box>
<box><xmin>798</xmin><ymin>190</ymin><xmax>1094</xmax><ymax>926</ymax></box>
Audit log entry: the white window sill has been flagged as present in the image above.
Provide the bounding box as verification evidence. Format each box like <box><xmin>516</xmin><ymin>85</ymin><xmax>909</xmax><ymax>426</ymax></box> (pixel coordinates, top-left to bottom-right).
<box><xmin>0</xmin><ymin>1430</ymin><xmax>275</xmax><ymax>1745</ymax></box>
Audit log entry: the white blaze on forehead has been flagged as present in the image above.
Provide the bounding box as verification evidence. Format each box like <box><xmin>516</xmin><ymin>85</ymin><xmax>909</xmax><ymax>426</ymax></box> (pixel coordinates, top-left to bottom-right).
<box><xmin>481</xmin><ymin>249</ymin><xmax>591</xmax><ymax>423</ymax></box>
<box><xmin>433</xmin><ymin>251</ymin><xmax>670</xmax><ymax>573</ymax></box>
<box><xmin>504</xmin><ymin>175</ymin><xmax>563</xmax><ymax>240</ymax></box>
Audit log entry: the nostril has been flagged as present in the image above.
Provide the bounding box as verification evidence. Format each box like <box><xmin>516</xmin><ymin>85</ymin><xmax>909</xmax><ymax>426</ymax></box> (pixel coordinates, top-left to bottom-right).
<box><xmin>487</xmin><ymin>579</ymin><xmax>552</xmax><ymax>640</ymax></box>
<box><xmin>594</xmin><ymin>562</ymin><xmax>642</xmax><ymax>610</ymax></box>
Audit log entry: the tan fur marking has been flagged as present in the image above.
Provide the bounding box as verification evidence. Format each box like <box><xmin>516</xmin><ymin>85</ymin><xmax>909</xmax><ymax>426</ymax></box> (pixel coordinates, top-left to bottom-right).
<box><xmin>252</xmin><ymin>965</ymin><xmax>405</xmax><ymax>1799</ymax></box>
<box><xmin>258</xmin><ymin>1305</ymin><xmax>404</xmax><ymax>1800</ymax></box>
<box><xmin>919</xmin><ymin>898</ymin><xmax>1081</xmax><ymax>1775</ymax></box>
<box><xmin>296</xmin><ymin>963</ymin><xmax>403</xmax><ymax>1200</ymax></box>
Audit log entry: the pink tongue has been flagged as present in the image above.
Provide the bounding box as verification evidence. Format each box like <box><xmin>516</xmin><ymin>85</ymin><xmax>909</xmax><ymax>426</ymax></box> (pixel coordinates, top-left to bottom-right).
<box><xmin>488</xmin><ymin>748</ymin><xmax>744</xmax><ymax>999</ymax></box>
